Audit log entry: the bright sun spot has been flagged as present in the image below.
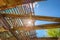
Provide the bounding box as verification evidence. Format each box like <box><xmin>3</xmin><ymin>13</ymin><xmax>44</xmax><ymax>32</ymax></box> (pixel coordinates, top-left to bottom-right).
<box><xmin>23</xmin><ymin>19</ymin><xmax>34</xmax><ymax>27</ymax></box>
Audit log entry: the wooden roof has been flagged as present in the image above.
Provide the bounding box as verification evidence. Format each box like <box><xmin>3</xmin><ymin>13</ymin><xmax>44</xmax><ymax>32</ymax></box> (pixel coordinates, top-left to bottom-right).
<box><xmin>0</xmin><ymin>0</ymin><xmax>60</xmax><ymax>40</ymax></box>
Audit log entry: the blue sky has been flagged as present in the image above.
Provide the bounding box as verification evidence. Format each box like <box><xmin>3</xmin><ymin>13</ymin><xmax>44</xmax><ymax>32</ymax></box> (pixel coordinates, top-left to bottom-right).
<box><xmin>35</xmin><ymin>0</ymin><xmax>60</xmax><ymax>37</ymax></box>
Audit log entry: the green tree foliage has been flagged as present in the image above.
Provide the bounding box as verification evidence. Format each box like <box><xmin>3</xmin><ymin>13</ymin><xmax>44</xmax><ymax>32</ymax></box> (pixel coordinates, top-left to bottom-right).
<box><xmin>47</xmin><ymin>28</ymin><xmax>60</xmax><ymax>37</ymax></box>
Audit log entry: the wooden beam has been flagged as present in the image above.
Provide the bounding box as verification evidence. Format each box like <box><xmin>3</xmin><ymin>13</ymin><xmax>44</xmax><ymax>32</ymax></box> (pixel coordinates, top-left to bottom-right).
<box><xmin>14</xmin><ymin>23</ymin><xmax>60</xmax><ymax>30</ymax></box>
<box><xmin>33</xmin><ymin>37</ymin><xmax>58</xmax><ymax>40</ymax></box>
<box><xmin>0</xmin><ymin>23</ymin><xmax>60</xmax><ymax>32</ymax></box>
<box><xmin>8</xmin><ymin>37</ymin><xmax>58</xmax><ymax>40</ymax></box>
<box><xmin>32</xmin><ymin>15</ymin><xmax>60</xmax><ymax>22</ymax></box>
<box><xmin>1</xmin><ymin>14</ymin><xmax>60</xmax><ymax>22</ymax></box>
<box><xmin>34</xmin><ymin>23</ymin><xmax>60</xmax><ymax>30</ymax></box>
<box><xmin>0</xmin><ymin>35</ymin><xmax>58</xmax><ymax>40</ymax></box>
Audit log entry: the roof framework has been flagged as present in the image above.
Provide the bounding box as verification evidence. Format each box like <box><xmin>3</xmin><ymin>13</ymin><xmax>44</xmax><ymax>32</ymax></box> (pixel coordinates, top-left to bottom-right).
<box><xmin>0</xmin><ymin>0</ymin><xmax>60</xmax><ymax>40</ymax></box>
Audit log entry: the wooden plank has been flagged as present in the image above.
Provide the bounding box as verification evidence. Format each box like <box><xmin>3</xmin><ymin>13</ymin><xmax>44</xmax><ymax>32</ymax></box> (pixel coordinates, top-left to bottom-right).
<box><xmin>0</xmin><ymin>36</ymin><xmax>58</xmax><ymax>40</ymax></box>
<box><xmin>8</xmin><ymin>37</ymin><xmax>58</xmax><ymax>40</ymax></box>
<box><xmin>31</xmin><ymin>37</ymin><xmax>58</xmax><ymax>40</ymax></box>
<box><xmin>14</xmin><ymin>23</ymin><xmax>60</xmax><ymax>30</ymax></box>
<box><xmin>1</xmin><ymin>14</ymin><xmax>60</xmax><ymax>22</ymax></box>
<box><xmin>33</xmin><ymin>23</ymin><xmax>60</xmax><ymax>30</ymax></box>
<box><xmin>0</xmin><ymin>35</ymin><xmax>58</xmax><ymax>40</ymax></box>
<box><xmin>0</xmin><ymin>23</ymin><xmax>60</xmax><ymax>32</ymax></box>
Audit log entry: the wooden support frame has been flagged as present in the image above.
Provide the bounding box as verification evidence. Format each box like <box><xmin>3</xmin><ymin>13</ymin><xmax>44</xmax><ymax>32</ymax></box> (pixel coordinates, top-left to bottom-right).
<box><xmin>0</xmin><ymin>14</ymin><xmax>60</xmax><ymax>40</ymax></box>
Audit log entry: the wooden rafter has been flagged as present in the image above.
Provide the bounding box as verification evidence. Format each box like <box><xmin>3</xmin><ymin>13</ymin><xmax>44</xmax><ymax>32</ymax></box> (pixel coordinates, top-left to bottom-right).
<box><xmin>1</xmin><ymin>14</ymin><xmax>60</xmax><ymax>22</ymax></box>
<box><xmin>3</xmin><ymin>37</ymin><xmax>59</xmax><ymax>40</ymax></box>
<box><xmin>0</xmin><ymin>23</ymin><xmax>60</xmax><ymax>32</ymax></box>
<box><xmin>14</xmin><ymin>23</ymin><xmax>60</xmax><ymax>30</ymax></box>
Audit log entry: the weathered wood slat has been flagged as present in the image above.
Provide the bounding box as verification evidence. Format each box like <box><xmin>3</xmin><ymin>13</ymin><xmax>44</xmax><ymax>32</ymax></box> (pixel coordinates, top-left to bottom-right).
<box><xmin>15</xmin><ymin>23</ymin><xmax>60</xmax><ymax>30</ymax></box>
<box><xmin>1</xmin><ymin>14</ymin><xmax>60</xmax><ymax>22</ymax></box>
<box><xmin>0</xmin><ymin>37</ymin><xmax>58</xmax><ymax>40</ymax></box>
<box><xmin>0</xmin><ymin>23</ymin><xmax>60</xmax><ymax>32</ymax></box>
<box><xmin>7</xmin><ymin>37</ymin><xmax>58</xmax><ymax>40</ymax></box>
